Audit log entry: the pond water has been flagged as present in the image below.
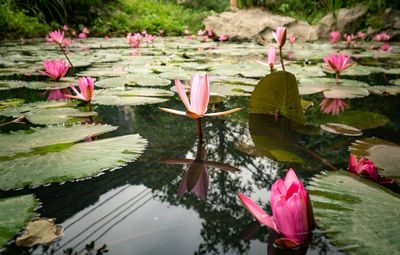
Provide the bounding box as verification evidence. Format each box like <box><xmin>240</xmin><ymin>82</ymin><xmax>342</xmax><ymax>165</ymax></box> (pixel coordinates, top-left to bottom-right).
<box><xmin>0</xmin><ymin>37</ymin><xmax>399</xmax><ymax>255</ymax></box>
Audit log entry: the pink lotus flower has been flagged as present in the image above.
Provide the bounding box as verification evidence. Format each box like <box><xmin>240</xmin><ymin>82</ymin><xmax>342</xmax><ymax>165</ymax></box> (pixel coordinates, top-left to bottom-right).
<box><xmin>158</xmin><ymin>30</ymin><xmax>163</xmax><ymax>34</ymax></box>
<box><xmin>72</xmin><ymin>31</ymin><xmax>77</xmax><ymax>36</ymax></box>
<box><xmin>380</xmin><ymin>44</ymin><xmax>392</xmax><ymax>51</ymax></box>
<box><xmin>272</xmin><ymin>27</ymin><xmax>286</xmax><ymax>48</ymax></box>
<box><xmin>321</xmin><ymin>52</ymin><xmax>356</xmax><ymax>84</ymax></box>
<box><xmin>289</xmin><ymin>36</ymin><xmax>295</xmax><ymax>44</ymax></box>
<box><xmin>218</xmin><ymin>34</ymin><xmax>227</xmax><ymax>41</ymax></box>
<box><xmin>66</xmin><ymin>77</ymin><xmax>95</xmax><ymax>102</ymax></box>
<box><xmin>197</xmin><ymin>30</ymin><xmax>205</xmax><ymax>36</ymax></box>
<box><xmin>47</xmin><ymin>30</ymin><xmax>64</xmax><ymax>44</ymax></box>
<box><xmin>319</xmin><ymin>98</ymin><xmax>349</xmax><ymax>115</ymax></box>
<box><xmin>239</xmin><ymin>169</ymin><xmax>315</xmax><ymax>248</ymax></box>
<box><xmin>288</xmin><ymin>51</ymin><xmax>294</xmax><ymax>59</ymax></box>
<box><xmin>357</xmin><ymin>31</ymin><xmax>364</xmax><ymax>37</ymax></box>
<box><xmin>37</xmin><ymin>59</ymin><xmax>70</xmax><ymax>81</ymax></box>
<box><xmin>46</xmin><ymin>88</ymin><xmax>71</xmax><ymax>101</ymax></box>
<box><xmin>82</xmin><ymin>27</ymin><xmax>89</xmax><ymax>34</ymax></box>
<box><xmin>330</xmin><ymin>31</ymin><xmax>340</xmax><ymax>44</ymax></box>
<box><xmin>201</xmin><ymin>36</ymin><xmax>208</xmax><ymax>42</ymax></box>
<box><xmin>159</xmin><ymin>74</ymin><xmax>241</xmax><ymax>119</ymax></box>
<box><xmin>349</xmin><ymin>154</ymin><xmax>394</xmax><ymax>184</ymax></box>
<box><xmin>141</xmin><ymin>29</ymin><xmax>147</xmax><ymax>35</ymax></box>
<box><xmin>186</xmin><ymin>36</ymin><xmax>193</xmax><ymax>40</ymax></box>
<box><xmin>184</xmin><ymin>29</ymin><xmax>189</xmax><ymax>35</ymax></box>
<box><xmin>79</xmin><ymin>32</ymin><xmax>86</xmax><ymax>38</ymax></box>
<box><xmin>62</xmin><ymin>25</ymin><xmax>69</xmax><ymax>31</ymax></box>
<box><xmin>374</xmin><ymin>33</ymin><xmax>390</xmax><ymax>41</ymax></box>
<box><xmin>105</xmin><ymin>36</ymin><xmax>110</xmax><ymax>40</ymax></box>
<box><xmin>254</xmin><ymin>47</ymin><xmax>276</xmax><ymax>72</ymax></box>
<box><xmin>207</xmin><ymin>28</ymin><xmax>213</xmax><ymax>37</ymax></box>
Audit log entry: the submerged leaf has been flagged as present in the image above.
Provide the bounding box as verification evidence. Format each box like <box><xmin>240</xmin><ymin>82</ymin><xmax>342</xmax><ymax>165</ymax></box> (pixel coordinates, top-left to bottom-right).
<box><xmin>320</xmin><ymin>123</ymin><xmax>362</xmax><ymax>136</ymax></box>
<box><xmin>309</xmin><ymin>171</ymin><xmax>400</xmax><ymax>255</ymax></box>
<box><xmin>16</xmin><ymin>218</ymin><xmax>63</xmax><ymax>247</ymax></box>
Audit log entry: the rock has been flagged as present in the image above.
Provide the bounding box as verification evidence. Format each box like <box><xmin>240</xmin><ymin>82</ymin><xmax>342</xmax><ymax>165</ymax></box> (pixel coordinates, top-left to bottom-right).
<box><xmin>202</xmin><ymin>8</ymin><xmax>318</xmax><ymax>43</ymax></box>
<box><xmin>318</xmin><ymin>6</ymin><xmax>368</xmax><ymax>38</ymax></box>
<box><xmin>374</xmin><ymin>8</ymin><xmax>400</xmax><ymax>41</ymax></box>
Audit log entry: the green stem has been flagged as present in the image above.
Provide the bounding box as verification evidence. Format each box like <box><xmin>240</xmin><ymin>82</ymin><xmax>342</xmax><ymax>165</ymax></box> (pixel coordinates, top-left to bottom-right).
<box><xmin>59</xmin><ymin>44</ymin><xmax>74</xmax><ymax>75</ymax></box>
<box><xmin>335</xmin><ymin>72</ymin><xmax>339</xmax><ymax>85</ymax></box>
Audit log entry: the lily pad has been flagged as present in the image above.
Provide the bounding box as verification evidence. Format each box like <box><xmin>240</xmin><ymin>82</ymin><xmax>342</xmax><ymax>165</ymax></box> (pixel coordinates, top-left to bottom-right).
<box><xmin>250</xmin><ymin>71</ymin><xmax>305</xmax><ymax>125</ymax></box>
<box><xmin>0</xmin><ymin>124</ymin><xmax>117</xmax><ymax>157</ymax></box>
<box><xmin>96</xmin><ymin>77</ymin><xmax>134</xmax><ymax>88</ymax></box>
<box><xmin>0</xmin><ymin>80</ymin><xmax>29</xmax><ymax>91</ymax></box>
<box><xmin>320</xmin><ymin>123</ymin><xmax>363</xmax><ymax>136</ymax></box>
<box><xmin>77</xmin><ymin>68</ymin><xmax>128</xmax><ymax>77</ymax></box>
<box><xmin>26</xmin><ymin>78</ymin><xmax>75</xmax><ymax>90</ymax></box>
<box><xmin>349</xmin><ymin>137</ymin><xmax>400</xmax><ymax>179</ymax></box>
<box><xmin>285</xmin><ymin>65</ymin><xmax>327</xmax><ymax>78</ymax></box>
<box><xmin>339</xmin><ymin>64</ymin><xmax>385</xmax><ymax>76</ymax></box>
<box><xmin>170</xmin><ymin>82</ymin><xmax>253</xmax><ymax>97</ymax></box>
<box><xmin>368</xmin><ymin>86</ymin><xmax>400</xmax><ymax>95</ymax></box>
<box><xmin>310</xmin><ymin>110</ymin><xmax>389</xmax><ymax>130</ymax></box>
<box><xmin>0</xmin><ymin>134</ymin><xmax>147</xmax><ymax>190</ymax></box>
<box><xmin>16</xmin><ymin>218</ymin><xmax>63</xmax><ymax>247</ymax></box>
<box><xmin>92</xmin><ymin>88</ymin><xmax>172</xmax><ymax>106</ymax></box>
<box><xmin>128</xmin><ymin>75</ymin><xmax>171</xmax><ymax>87</ymax></box>
<box><xmin>0</xmin><ymin>98</ymin><xmax>24</xmax><ymax>111</ymax></box>
<box><xmin>308</xmin><ymin>170</ymin><xmax>400</xmax><ymax>255</ymax></box>
<box><xmin>299</xmin><ymin>78</ymin><xmax>369</xmax><ymax>98</ymax></box>
<box><xmin>210</xmin><ymin>76</ymin><xmax>258</xmax><ymax>86</ymax></box>
<box><xmin>0</xmin><ymin>195</ymin><xmax>38</xmax><ymax>248</ymax></box>
<box><xmin>385</xmin><ymin>68</ymin><xmax>400</xmax><ymax>75</ymax></box>
<box><xmin>390</xmin><ymin>79</ymin><xmax>400</xmax><ymax>86</ymax></box>
<box><xmin>0</xmin><ymin>101</ymin><xmax>96</xmax><ymax>125</ymax></box>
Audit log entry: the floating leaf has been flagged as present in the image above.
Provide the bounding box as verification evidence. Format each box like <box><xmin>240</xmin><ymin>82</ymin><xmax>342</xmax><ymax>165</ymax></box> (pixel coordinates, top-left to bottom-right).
<box><xmin>16</xmin><ymin>218</ymin><xmax>63</xmax><ymax>247</ymax></box>
<box><xmin>0</xmin><ymin>80</ymin><xmax>29</xmax><ymax>90</ymax></box>
<box><xmin>320</xmin><ymin>123</ymin><xmax>362</xmax><ymax>136</ymax></box>
<box><xmin>349</xmin><ymin>137</ymin><xmax>400</xmax><ymax>179</ymax></box>
<box><xmin>92</xmin><ymin>88</ymin><xmax>173</xmax><ymax>106</ymax></box>
<box><xmin>0</xmin><ymin>195</ymin><xmax>38</xmax><ymax>248</ymax></box>
<box><xmin>0</xmin><ymin>101</ymin><xmax>69</xmax><ymax>117</ymax></box>
<box><xmin>299</xmin><ymin>78</ymin><xmax>369</xmax><ymax>98</ymax></box>
<box><xmin>339</xmin><ymin>64</ymin><xmax>385</xmax><ymax>76</ymax></box>
<box><xmin>127</xmin><ymin>75</ymin><xmax>171</xmax><ymax>87</ymax></box>
<box><xmin>250</xmin><ymin>71</ymin><xmax>305</xmax><ymax>125</ymax></box>
<box><xmin>0</xmin><ymin>134</ymin><xmax>147</xmax><ymax>190</ymax></box>
<box><xmin>170</xmin><ymin>82</ymin><xmax>253</xmax><ymax>97</ymax></box>
<box><xmin>384</xmin><ymin>68</ymin><xmax>400</xmax><ymax>75</ymax></box>
<box><xmin>323</xmin><ymin>85</ymin><xmax>369</xmax><ymax>99</ymax></box>
<box><xmin>26</xmin><ymin>78</ymin><xmax>76</xmax><ymax>90</ymax></box>
<box><xmin>308</xmin><ymin>171</ymin><xmax>400</xmax><ymax>255</ymax></box>
<box><xmin>77</xmin><ymin>68</ymin><xmax>128</xmax><ymax>77</ymax></box>
<box><xmin>96</xmin><ymin>77</ymin><xmax>134</xmax><ymax>88</ymax></box>
<box><xmin>390</xmin><ymin>79</ymin><xmax>400</xmax><ymax>86</ymax></box>
<box><xmin>0</xmin><ymin>124</ymin><xmax>117</xmax><ymax>157</ymax></box>
<box><xmin>285</xmin><ymin>65</ymin><xmax>326</xmax><ymax>78</ymax></box>
<box><xmin>25</xmin><ymin>107</ymin><xmax>96</xmax><ymax>125</ymax></box>
<box><xmin>210</xmin><ymin>76</ymin><xmax>258</xmax><ymax>86</ymax></box>
<box><xmin>369</xmin><ymin>86</ymin><xmax>400</xmax><ymax>95</ymax></box>
<box><xmin>0</xmin><ymin>98</ymin><xmax>24</xmax><ymax>111</ymax></box>
<box><xmin>310</xmin><ymin>110</ymin><xmax>389</xmax><ymax>130</ymax></box>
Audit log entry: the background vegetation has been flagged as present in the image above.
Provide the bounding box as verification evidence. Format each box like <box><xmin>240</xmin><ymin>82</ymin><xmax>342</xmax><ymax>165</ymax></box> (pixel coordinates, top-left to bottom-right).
<box><xmin>1</xmin><ymin>0</ymin><xmax>399</xmax><ymax>40</ymax></box>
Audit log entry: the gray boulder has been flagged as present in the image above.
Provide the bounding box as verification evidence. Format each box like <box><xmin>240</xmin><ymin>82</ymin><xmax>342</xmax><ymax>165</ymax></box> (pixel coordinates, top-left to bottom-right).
<box><xmin>202</xmin><ymin>8</ymin><xmax>318</xmax><ymax>43</ymax></box>
<box><xmin>318</xmin><ymin>6</ymin><xmax>368</xmax><ymax>38</ymax></box>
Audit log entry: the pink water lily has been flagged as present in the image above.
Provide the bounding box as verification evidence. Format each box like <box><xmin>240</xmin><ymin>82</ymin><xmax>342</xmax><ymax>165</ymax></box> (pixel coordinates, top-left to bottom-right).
<box><xmin>218</xmin><ymin>34</ymin><xmax>227</xmax><ymax>41</ymax></box>
<box><xmin>321</xmin><ymin>53</ymin><xmax>356</xmax><ymax>84</ymax></box>
<box><xmin>66</xmin><ymin>77</ymin><xmax>95</xmax><ymax>102</ymax></box>
<box><xmin>289</xmin><ymin>36</ymin><xmax>295</xmax><ymax>44</ymax></box>
<box><xmin>254</xmin><ymin>47</ymin><xmax>276</xmax><ymax>73</ymax></box>
<box><xmin>239</xmin><ymin>169</ymin><xmax>315</xmax><ymax>248</ymax></box>
<box><xmin>159</xmin><ymin>74</ymin><xmax>242</xmax><ymax>139</ymax></box>
<box><xmin>319</xmin><ymin>98</ymin><xmax>349</xmax><ymax>115</ymax></box>
<box><xmin>47</xmin><ymin>30</ymin><xmax>64</xmax><ymax>44</ymax></box>
<box><xmin>272</xmin><ymin>27</ymin><xmax>286</xmax><ymax>48</ymax></box>
<box><xmin>330</xmin><ymin>31</ymin><xmax>340</xmax><ymax>44</ymax></box>
<box><xmin>37</xmin><ymin>59</ymin><xmax>70</xmax><ymax>81</ymax></box>
<box><xmin>349</xmin><ymin>154</ymin><xmax>394</xmax><ymax>184</ymax></box>
<box><xmin>380</xmin><ymin>44</ymin><xmax>392</xmax><ymax>51</ymax></box>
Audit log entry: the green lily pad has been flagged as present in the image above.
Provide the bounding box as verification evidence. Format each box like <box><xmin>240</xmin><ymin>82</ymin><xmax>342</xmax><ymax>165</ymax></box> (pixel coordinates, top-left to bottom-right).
<box><xmin>349</xmin><ymin>137</ymin><xmax>400</xmax><ymax>179</ymax></box>
<box><xmin>92</xmin><ymin>88</ymin><xmax>173</xmax><ymax>106</ymax></box>
<box><xmin>339</xmin><ymin>64</ymin><xmax>385</xmax><ymax>76</ymax></box>
<box><xmin>0</xmin><ymin>124</ymin><xmax>117</xmax><ymax>157</ymax></box>
<box><xmin>0</xmin><ymin>195</ymin><xmax>38</xmax><ymax>248</ymax></box>
<box><xmin>390</xmin><ymin>79</ymin><xmax>400</xmax><ymax>86</ymax></box>
<box><xmin>127</xmin><ymin>75</ymin><xmax>171</xmax><ymax>87</ymax></box>
<box><xmin>308</xmin><ymin>170</ymin><xmax>400</xmax><ymax>255</ymax></box>
<box><xmin>285</xmin><ymin>65</ymin><xmax>327</xmax><ymax>78</ymax></box>
<box><xmin>0</xmin><ymin>134</ymin><xmax>147</xmax><ymax>190</ymax></box>
<box><xmin>77</xmin><ymin>68</ymin><xmax>128</xmax><ymax>77</ymax></box>
<box><xmin>310</xmin><ymin>110</ymin><xmax>389</xmax><ymax>130</ymax></box>
<box><xmin>96</xmin><ymin>77</ymin><xmax>134</xmax><ymax>88</ymax></box>
<box><xmin>0</xmin><ymin>101</ymin><xmax>96</xmax><ymax>125</ymax></box>
<box><xmin>299</xmin><ymin>78</ymin><xmax>369</xmax><ymax>98</ymax></box>
<box><xmin>320</xmin><ymin>123</ymin><xmax>363</xmax><ymax>136</ymax></box>
<box><xmin>25</xmin><ymin>78</ymin><xmax>76</xmax><ymax>90</ymax></box>
<box><xmin>170</xmin><ymin>82</ymin><xmax>253</xmax><ymax>97</ymax></box>
<box><xmin>210</xmin><ymin>76</ymin><xmax>258</xmax><ymax>86</ymax></box>
<box><xmin>250</xmin><ymin>71</ymin><xmax>305</xmax><ymax>125</ymax></box>
<box><xmin>384</xmin><ymin>68</ymin><xmax>400</xmax><ymax>75</ymax></box>
<box><xmin>0</xmin><ymin>98</ymin><xmax>24</xmax><ymax>111</ymax></box>
<box><xmin>0</xmin><ymin>80</ymin><xmax>29</xmax><ymax>91</ymax></box>
<box><xmin>369</xmin><ymin>86</ymin><xmax>400</xmax><ymax>95</ymax></box>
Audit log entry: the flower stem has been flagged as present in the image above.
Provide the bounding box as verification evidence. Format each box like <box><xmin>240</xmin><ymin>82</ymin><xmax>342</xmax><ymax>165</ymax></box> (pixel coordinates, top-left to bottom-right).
<box><xmin>279</xmin><ymin>47</ymin><xmax>285</xmax><ymax>72</ymax></box>
<box><xmin>335</xmin><ymin>72</ymin><xmax>339</xmax><ymax>85</ymax></box>
<box><xmin>270</xmin><ymin>66</ymin><xmax>273</xmax><ymax>74</ymax></box>
<box><xmin>196</xmin><ymin>118</ymin><xmax>203</xmax><ymax>141</ymax></box>
<box><xmin>88</xmin><ymin>102</ymin><xmax>93</xmax><ymax>112</ymax></box>
<box><xmin>59</xmin><ymin>44</ymin><xmax>74</xmax><ymax>75</ymax></box>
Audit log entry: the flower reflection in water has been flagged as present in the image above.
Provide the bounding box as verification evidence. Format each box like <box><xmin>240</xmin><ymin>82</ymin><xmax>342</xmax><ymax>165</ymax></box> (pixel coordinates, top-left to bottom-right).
<box><xmin>161</xmin><ymin>140</ymin><xmax>239</xmax><ymax>201</ymax></box>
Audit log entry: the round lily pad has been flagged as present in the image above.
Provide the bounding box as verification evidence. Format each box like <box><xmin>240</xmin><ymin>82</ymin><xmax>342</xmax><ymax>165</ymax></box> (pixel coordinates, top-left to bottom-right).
<box><xmin>0</xmin><ymin>134</ymin><xmax>148</xmax><ymax>190</ymax></box>
<box><xmin>26</xmin><ymin>78</ymin><xmax>76</xmax><ymax>90</ymax></box>
<box><xmin>349</xmin><ymin>137</ymin><xmax>400</xmax><ymax>179</ymax></box>
<box><xmin>308</xmin><ymin>170</ymin><xmax>400</xmax><ymax>255</ymax></box>
<box><xmin>390</xmin><ymin>79</ymin><xmax>400</xmax><ymax>86</ymax></box>
<box><xmin>92</xmin><ymin>88</ymin><xmax>173</xmax><ymax>106</ymax></box>
<box><xmin>0</xmin><ymin>80</ymin><xmax>29</xmax><ymax>91</ymax></box>
<box><xmin>368</xmin><ymin>86</ymin><xmax>400</xmax><ymax>95</ymax></box>
<box><xmin>299</xmin><ymin>78</ymin><xmax>369</xmax><ymax>98</ymax></box>
<box><xmin>77</xmin><ymin>68</ymin><xmax>128</xmax><ymax>77</ymax></box>
<box><xmin>128</xmin><ymin>75</ymin><xmax>171</xmax><ymax>87</ymax></box>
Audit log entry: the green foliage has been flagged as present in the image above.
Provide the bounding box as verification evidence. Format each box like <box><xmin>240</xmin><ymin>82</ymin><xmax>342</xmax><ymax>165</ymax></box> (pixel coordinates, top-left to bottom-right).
<box><xmin>178</xmin><ymin>0</ymin><xmax>229</xmax><ymax>13</ymax></box>
<box><xmin>92</xmin><ymin>0</ymin><xmax>212</xmax><ymax>36</ymax></box>
<box><xmin>0</xmin><ymin>0</ymin><xmax>49</xmax><ymax>39</ymax></box>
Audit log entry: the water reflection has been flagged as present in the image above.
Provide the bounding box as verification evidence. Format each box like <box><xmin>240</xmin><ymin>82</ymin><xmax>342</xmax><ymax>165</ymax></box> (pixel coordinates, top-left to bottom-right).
<box><xmin>162</xmin><ymin>140</ymin><xmax>240</xmax><ymax>201</ymax></box>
